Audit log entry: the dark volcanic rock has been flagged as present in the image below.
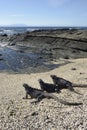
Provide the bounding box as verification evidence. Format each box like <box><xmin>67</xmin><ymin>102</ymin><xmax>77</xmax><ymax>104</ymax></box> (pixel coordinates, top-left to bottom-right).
<box><xmin>0</xmin><ymin>58</ymin><xmax>4</xmax><ymax>61</ymax></box>
<box><xmin>1</xmin><ymin>34</ymin><xmax>8</xmax><ymax>37</ymax></box>
<box><xmin>0</xmin><ymin>29</ymin><xmax>87</xmax><ymax>73</ymax></box>
<box><xmin>6</xmin><ymin>29</ymin><xmax>87</xmax><ymax>59</ymax></box>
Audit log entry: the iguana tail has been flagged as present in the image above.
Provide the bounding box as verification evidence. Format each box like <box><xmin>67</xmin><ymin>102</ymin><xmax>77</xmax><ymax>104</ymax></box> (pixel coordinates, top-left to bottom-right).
<box><xmin>43</xmin><ymin>92</ymin><xmax>83</xmax><ymax>106</ymax></box>
<box><xmin>72</xmin><ymin>83</ymin><xmax>87</xmax><ymax>88</ymax></box>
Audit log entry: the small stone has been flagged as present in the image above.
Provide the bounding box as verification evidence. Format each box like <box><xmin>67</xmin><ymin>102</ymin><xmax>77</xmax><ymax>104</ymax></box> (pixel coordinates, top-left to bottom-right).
<box><xmin>71</xmin><ymin>68</ymin><xmax>76</xmax><ymax>70</ymax></box>
<box><xmin>31</xmin><ymin>112</ymin><xmax>38</xmax><ymax>116</ymax></box>
<box><xmin>80</xmin><ymin>72</ymin><xmax>84</xmax><ymax>74</ymax></box>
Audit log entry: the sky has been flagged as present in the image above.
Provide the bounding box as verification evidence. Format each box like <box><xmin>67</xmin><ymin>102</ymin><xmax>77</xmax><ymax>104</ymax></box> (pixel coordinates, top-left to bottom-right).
<box><xmin>0</xmin><ymin>0</ymin><xmax>87</xmax><ymax>26</ymax></box>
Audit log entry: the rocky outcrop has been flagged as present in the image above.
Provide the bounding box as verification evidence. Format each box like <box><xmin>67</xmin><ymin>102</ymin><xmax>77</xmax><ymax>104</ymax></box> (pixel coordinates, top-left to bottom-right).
<box><xmin>0</xmin><ymin>29</ymin><xmax>87</xmax><ymax>59</ymax></box>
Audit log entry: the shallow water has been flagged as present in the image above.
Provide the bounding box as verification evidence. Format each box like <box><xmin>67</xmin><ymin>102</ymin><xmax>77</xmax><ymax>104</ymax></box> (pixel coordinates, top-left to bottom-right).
<box><xmin>0</xmin><ymin>47</ymin><xmax>41</xmax><ymax>72</ymax></box>
<box><xmin>0</xmin><ymin>46</ymin><xmax>69</xmax><ymax>74</ymax></box>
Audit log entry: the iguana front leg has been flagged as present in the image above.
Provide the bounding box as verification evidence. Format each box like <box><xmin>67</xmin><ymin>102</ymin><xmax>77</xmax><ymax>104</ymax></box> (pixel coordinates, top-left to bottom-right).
<box><xmin>55</xmin><ymin>88</ymin><xmax>61</xmax><ymax>93</ymax></box>
<box><xmin>23</xmin><ymin>91</ymin><xmax>28</xmax><ymax>99</ymax></box>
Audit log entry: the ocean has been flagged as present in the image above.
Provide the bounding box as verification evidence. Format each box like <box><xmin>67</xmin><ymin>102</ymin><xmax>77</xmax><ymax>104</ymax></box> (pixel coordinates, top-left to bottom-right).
<box><xmin>0</xmin><ymin>26</ymin><xmax>87</xmax><ymax>35</ymax></box>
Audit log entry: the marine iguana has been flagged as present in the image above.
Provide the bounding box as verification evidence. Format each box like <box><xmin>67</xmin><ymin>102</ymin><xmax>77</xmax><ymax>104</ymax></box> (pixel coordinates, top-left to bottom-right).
<box><xmin>23</xmin><ymin>83</ymin><xmax>82</xmax><ymax>105</ymax></box>
<box><xmin>50</xmin><ymin>75</ymin><xmax>87</xmax><ymax>95</ymax></box>
<box><xmin>38</xmin><ymin>79</ymin><xmax>60</xmax><ymax>93</ymax></box>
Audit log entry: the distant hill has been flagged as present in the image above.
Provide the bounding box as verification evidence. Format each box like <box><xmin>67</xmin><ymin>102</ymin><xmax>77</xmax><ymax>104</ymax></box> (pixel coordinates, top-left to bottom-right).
<box><xmin>0</xmin><ymin>24</ymin><xmax>28</xmax><ymax>27</ymax></box>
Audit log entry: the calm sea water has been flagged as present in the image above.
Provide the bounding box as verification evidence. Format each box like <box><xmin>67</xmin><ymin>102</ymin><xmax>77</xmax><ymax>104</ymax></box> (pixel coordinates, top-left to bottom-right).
<box><xmin>0</xmin><ymin>26</ymin><xmax>87</xmax><ymax>35</ymax></box>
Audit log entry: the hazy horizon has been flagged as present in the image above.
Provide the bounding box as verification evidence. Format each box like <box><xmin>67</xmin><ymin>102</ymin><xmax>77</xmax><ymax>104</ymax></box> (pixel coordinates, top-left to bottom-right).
<box><xmin>1</xmin><ymin>24</ymin><xmax>87</xmax><ymax>28</ymax></box>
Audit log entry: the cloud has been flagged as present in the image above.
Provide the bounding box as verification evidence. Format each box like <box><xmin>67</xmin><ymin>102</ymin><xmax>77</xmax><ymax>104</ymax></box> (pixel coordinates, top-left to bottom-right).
<box><xmin>48</xmin><ymin>0</ymin><xmax>70</xmax><ymax>7</ymax></box>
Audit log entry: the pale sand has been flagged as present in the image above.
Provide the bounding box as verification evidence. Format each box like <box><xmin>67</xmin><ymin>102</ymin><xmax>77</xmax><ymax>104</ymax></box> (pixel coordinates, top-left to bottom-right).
<box><xmin>0</xmin><ymin>58</ymin><xmax>87</xmax><ymax>129</ymax></box>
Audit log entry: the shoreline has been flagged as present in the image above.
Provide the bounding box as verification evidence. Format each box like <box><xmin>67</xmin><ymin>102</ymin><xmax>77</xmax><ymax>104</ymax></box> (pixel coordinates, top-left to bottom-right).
<box><xmin>0</xmin><ymin>29</ymin><xmax>87</xmax><ymax>74</ymax></box>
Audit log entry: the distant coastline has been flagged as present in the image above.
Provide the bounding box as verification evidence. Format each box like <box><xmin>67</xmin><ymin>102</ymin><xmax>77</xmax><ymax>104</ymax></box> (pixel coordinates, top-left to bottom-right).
<box><xmin>0</xmin><ymin>26</ymin><xmax>87</xmax><ymax>35</ymax></box>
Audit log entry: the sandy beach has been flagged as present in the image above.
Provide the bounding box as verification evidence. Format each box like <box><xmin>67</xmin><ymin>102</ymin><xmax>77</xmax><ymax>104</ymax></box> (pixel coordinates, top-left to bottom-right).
<box><xmin>0</xmin><ymin>58</ymin><xmax>87</xmax><ymax>129</ymax></box>
<box><xmin>0</xmin><ymin>0</ymin><xmax>87</xmax><ymax>129</ymax></box>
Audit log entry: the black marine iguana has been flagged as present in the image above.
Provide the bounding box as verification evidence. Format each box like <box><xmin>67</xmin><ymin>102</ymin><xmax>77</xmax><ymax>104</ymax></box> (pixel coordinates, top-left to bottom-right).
<box><xmin>50</xmin><ymin>75</ymin><xmax>87</xmax><ymax>95</ymax></box>
<box><xmin>23</xmin><ymin>83</ymin><xmax>82</xmax><ymax>105</ymax></box>
<box><xmin>38</xmin><ymin>79</ymin><xmax>60</xmax><ymax>93</ymax></box>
